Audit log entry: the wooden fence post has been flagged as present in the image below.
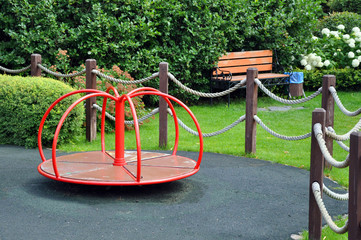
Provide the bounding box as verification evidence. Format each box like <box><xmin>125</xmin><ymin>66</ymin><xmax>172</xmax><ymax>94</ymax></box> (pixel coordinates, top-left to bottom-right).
<box><xmin>321</xmin><ymin>75</ymin><xmax>336</xmax><ymax>169</ymax></box>
<box><xmin>31</xmin><ymin>54</ymin><xmax>41</xmax><ymax>76</ymax></box>
<box><xmin>309</xmin><ymin>108</ymin><xmax>326</xmax><ymax>240</ymax></box>
<box><xmin>245</xmin><ymin>68</ymin><xmax>258</xmax><ymax>154</ymax></box>
<box><xmin>86</xmin><ymin>59</ymin><xmax>97</xmax><ymax>142</ymax></box>
<box><xmin>159</xmin><ymin>62</ymin><xmax>168</xmax><ymax>148</ymax></box>
<box><xmin>348</xmin><ymin>132</ymin><xmax>361</xmax><ymax>240</ymax></box>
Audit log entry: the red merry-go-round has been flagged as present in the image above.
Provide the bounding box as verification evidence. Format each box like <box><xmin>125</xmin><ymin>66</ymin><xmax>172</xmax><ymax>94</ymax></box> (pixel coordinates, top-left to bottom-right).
<box><xmin>37</xmin><ymin>87</ymin><xmax>203</xmax><ymax>185</ymax></box>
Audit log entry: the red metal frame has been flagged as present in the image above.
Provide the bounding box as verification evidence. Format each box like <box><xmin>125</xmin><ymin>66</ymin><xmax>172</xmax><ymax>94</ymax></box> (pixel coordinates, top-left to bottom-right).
<box><xmin>37</xmin><ymin>87</ymin><xmax>203</xmax><ymax>185</ymax></box>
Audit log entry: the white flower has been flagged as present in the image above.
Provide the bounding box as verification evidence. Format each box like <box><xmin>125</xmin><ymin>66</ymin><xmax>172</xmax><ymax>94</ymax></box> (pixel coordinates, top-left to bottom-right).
<box><xmin>348</xmin><ymin>52</ymin><xmax>355</xmax><ymax>58</ymax></box>
<box><xmin>324</xmin><ymin>60</ymin><xmax>330</xmax><ymax>67</ymax></box>
<box><xmin>352</xmin><ymin>59</ymin><xmax>360</xmax><ymax>67</ymax></box>
<box><xmin>337</xmin><ymin>25</ymin><xmax>345</xmax><ymax>30</ymax></box>
<box><xmin>300</xmin><ymin>59</ymin><xmax>307</xmax><ymax>66</ymax></box>
<box><xmin>349</xmin><ymin>42</ymin><xmax>356</xmax><ymax>48</ymax></box>
<box><xmin>305</xmin><ymin>64</ymin><xmax>312</xmax><ymax>70</ymax></box>
<box><xmin>317</xmin><ymin>61</ymin><xmax>324</xmax><ymax>68</ymax></box>
<box><xmin>87</xmin><ymin>51</ymin><xmax>92</xmax><ymax>55</ymax></box>
<box><xmin>308</xmin><ymin>53</ymin><xmax>316</xmax><ymax>60</ymax></box>
<box><xmin>353</xmin><ymin>27</ymin><xmax>361</xmax><ymax>33</ymax></box>
<box><xmin>358</xmin><ymin>56</ymin><xmax>361</xmax><ymax>61</ymax></box>
<box><xmin>343</xmin><ymin>34</ymin><xmax>350</xmax><ymax>40</ymax></box>
<box><xmin>334</xmin><ymin>52</ymin><xmax>338</xmax><ymax>57</ymax></box>
<box><xmin>312</xmin><ymin>36</ymin><xmax>318</xmax><ymax>41</ymax></box>
<box><xmin>321</xmin><ymin>28</ymin><xmax>330</xmax><ymax>35</ymax></box>
<box><xmin>358</xmin><ymin>50</ymin><xmax>361</xmax><ymax>53</ymax></box>
<box><xmin>356</xmin><ymin>32</ymin><xmax>361</xmax><ymax>38</ymax></box>
<box><xmin>330</xmin><ymin>31</ymin><xmax>340</xmax><ymax>38</ymax></box>
<box><xmin>347</xmin><ymin>39</ymin><xmax>356</xmax><ymax>44</ymax></box>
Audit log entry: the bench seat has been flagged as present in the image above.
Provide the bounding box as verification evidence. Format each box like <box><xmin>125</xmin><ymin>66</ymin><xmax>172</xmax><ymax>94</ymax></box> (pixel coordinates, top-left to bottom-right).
<box><xmin>210</xmin><ymin>50</ymin><xmax>290</xmax><ymax>105</ymax></box>
<box><xmin>229</xmin><ymin>73</ymin><xmax>290</xmax><ymax>82</ymax></box>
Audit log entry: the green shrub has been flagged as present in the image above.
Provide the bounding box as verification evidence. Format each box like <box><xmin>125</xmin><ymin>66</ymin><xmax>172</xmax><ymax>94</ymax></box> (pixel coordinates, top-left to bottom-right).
<box><xmin>0</xmin><ymin>0</ymin><xmax>324</xmax><ymax>104</ymax></box>
<box><xmin>315</xmin><ymin>12</ymin><xmax>361</xmax><ymax>35</ymax></box>
<box><xmin>0</xmin><ymin>75</ymin><xmax>84</xmax><ymax>148</ymax></box>
<box><xmin>328</xmin><ymin>0</ymin><xmax>361</xmax><ymax>14</ymax></box>
<box><xmin>295</xmin><ymin>68</ymin><xmax>361</xmax><ymax>91</ymax></box>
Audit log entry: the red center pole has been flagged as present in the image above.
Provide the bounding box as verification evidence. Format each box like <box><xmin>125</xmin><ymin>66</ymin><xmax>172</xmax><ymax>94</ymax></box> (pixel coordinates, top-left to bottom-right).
<box><xmin>113</xmin><ymin>97</ymin><xmax>126</xmax><ymax>166</ymax></box>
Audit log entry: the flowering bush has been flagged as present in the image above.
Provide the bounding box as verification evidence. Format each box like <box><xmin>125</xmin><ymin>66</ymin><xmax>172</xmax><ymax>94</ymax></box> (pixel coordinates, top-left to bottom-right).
<box><xmin>300</xmin><ymin>25</ymin><xmax>361</xmax><ymax>70</ymax></box>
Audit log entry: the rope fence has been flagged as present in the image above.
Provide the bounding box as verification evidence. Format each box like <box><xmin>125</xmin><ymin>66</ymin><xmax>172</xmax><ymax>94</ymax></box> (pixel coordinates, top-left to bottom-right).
<box><xmin>1</xmin><ymin>54</ymin><xmax>360</xmax><ymax>155</ymax></box>
<box><xmin>309</xmin><ymin>108</ymin><xmax>361</xmax><ymax>240</ymax></box>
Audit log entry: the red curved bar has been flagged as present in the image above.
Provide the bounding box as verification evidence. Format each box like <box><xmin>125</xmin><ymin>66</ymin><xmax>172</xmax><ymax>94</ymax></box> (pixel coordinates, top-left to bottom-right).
<box><xmin>51</xmin><ymin>92</ymin><xmax>117</xmax><ymax>178</ymax></box>
<box><xmin>100</xmin><ymin>86</ymin><xmax>121</xmax><ymax>152</ymax></box>
<box><xmin>128</xmin><ymin>88</ymin><xmax>180</xmax><ymax>155</ymax></box>
<box><xmin>38</xmin><ymin>89</ymin><xmax>105</xmax><ymax>162</ymax></box>
<box><xmin>123</xmin><ymin>94</ymin><xmax>142</xmax><ymax>181</ymax></box>
<box><xmin>129</xmin><ymin>90</ymin><xmax>203</xmax><ymax>168</ymax></box>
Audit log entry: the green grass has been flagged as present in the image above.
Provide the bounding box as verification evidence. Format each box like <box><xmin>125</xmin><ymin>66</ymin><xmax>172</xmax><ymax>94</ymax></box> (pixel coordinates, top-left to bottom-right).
<box><xmin>301</xmin><ymin>215</ymin><xmax>348</xmax><ymax>239</ymax></box>
<box><xmin>60</xmin><ymin>91</ymin><xmax>360</xmax><ymax>187</ymax></box>
<box><xmin>58</xmin><ymin>91</ymin><xmax>361</xmax><ymax>239</ymax></box>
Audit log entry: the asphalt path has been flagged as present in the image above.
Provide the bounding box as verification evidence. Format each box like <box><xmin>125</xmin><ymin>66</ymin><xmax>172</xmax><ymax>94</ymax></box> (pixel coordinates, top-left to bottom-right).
<box><xmin>0</xmin><ymin>145</ymin><xmax>348</xmax><ymax>240</ymax></box>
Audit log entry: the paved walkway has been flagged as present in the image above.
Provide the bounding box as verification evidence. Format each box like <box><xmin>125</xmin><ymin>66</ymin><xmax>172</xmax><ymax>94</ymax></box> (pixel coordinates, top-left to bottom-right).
<box><xmin>0</xmin><ymin>145</ymin><xmax>348</xmax><ymax>240</ymax></box>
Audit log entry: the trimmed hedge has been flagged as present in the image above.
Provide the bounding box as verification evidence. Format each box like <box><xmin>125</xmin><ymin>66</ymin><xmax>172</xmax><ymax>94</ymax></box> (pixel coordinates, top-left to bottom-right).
<box><xmin>295</xmin><ymin>68</ymin><xmax>361</xmax><ymax>91</ymax></box>
<box><xmin>0</xmin><ymin>75</ymin><xmax>84</xmax><ymax>148</ymax></box>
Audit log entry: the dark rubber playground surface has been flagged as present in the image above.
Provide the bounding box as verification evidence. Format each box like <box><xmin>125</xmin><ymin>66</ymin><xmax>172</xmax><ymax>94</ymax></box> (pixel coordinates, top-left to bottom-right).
<box><xmin>0</xmin><ymin>145</ymin><xmax>348</xmax><ymax>240</ymax></box>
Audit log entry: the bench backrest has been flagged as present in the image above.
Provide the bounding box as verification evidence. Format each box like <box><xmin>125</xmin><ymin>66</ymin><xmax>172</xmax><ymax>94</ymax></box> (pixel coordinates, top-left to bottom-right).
<box><xmin>214</xmin><ymin>50</ymin><xmax>274</xmax><ymax>76</ymax></box>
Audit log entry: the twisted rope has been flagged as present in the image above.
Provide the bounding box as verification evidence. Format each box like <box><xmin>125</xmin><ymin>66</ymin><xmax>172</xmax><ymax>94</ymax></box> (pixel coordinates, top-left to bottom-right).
<box><xmin>93</xmin><ymin>70</ymin><xmax>159</xmax><ymax>84</ymax></box>
<box><xmin>38</xmin><ymin>64</ymin><xmax>86</xmax><ymax>77</ymax></box>
<box><xmin>254</xmin><ymin>115</ymin><xmax>311</xmax><ymax>140</ymax></box>
<box><xmin>167</xmin><ymin>72</ymin><xmax>246</xmax><ymax>98</ymax></box>
<box><xmin>329</xmin><ymin>86</ymin><xmax>361</xmax><ymax>117</ymax></box>
<box><xmin>325</xmin><ymin>118</ymin><xmax>361</xmax><ymax>141</ymax></box>
<box><xmin>323</xmin><ymin>183</ymin><xmax>349</xmax><ymax>201</ymax></box>
<box><xmin>314</xmin><ymin>123</ymin><xmax>350</xmax><ymax>168</ymax></box>
<box><xmin>312</xmin><ymin>182</ymin><xmax>348</xmax><ymax>234</ymax></box>
<box><xmin>167</xmin><ymin>108</ymin><xmax>245</xmax><ymax>137</ymax></box>
<box><xmin>92</xmin><ymin>103</ymin><xmax>159</xmax><ymax>124</ymax></box>
<box><xmin>255</xmin><ymin>78</ymin><xmax>322</xmax><ymax>104</ymax></box>
<box><xmin>327</xmin><ymin>127</ymin><xmax>350</xmax><ymax>152</ymax></box>
<box><xmin>0</xmin><ymin>64</ymin><xmax>31</xmax><ymax>73</ymax></box>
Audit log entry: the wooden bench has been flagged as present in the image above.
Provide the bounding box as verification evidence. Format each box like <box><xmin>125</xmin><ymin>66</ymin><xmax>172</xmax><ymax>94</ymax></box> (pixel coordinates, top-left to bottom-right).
<box><xmin>211</xmin><ymin>50</ymin><xmax>290</xmax><ymax>105</ymax></box>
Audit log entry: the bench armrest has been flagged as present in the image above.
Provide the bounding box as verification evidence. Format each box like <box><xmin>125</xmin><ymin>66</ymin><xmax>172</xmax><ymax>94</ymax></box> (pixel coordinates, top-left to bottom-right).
<box><xmin>213</xmin><ymin>67</ymin><xmax>232</xmax><ymax>81</ymax></box>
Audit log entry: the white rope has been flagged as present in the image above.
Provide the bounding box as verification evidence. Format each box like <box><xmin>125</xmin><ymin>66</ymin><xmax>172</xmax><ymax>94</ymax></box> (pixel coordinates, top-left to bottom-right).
<box><xmin>255</xmin><ymin>78</ymin><xmax>322</xmax><ymax>104</ymax></box>
<box><xmin>325</xmin><ymin>118</ymin><xmax>361</xmax><ymax>141</ymax></box>
<box><xmin>167</xmin><ymin>108</ymin><xmax>245</xmax><ymax>137</ymax></box>
<box><xmin>37</xmin><ymin>64</ymin><xmax>86</xmax><ymax>77</ymax></box>
<box><xmin>92</xmin><ymin>70</ymin><xmax>159</xmax><ymax>84</ymax></box>
<box><xmin>312</xmin><ymin>182</ymin><xmax>349</xmax><ymax>234</ymax></box>
<box><xmin>314</xmin><ymin>123</ymin><xmax>350</xmax><ymax>168</ymax></box>
<box><xmin>327</xmin><ymin>127</ymin><xmax>350</xmax><ymax>152</ymax></box>
<box><xmin>323</xmin><ymin>183</ymin><xmax>349</xmax><ymax>201</ymax></box>
<box><xmin>254</xmin><ymin>115</ymin><xmax>311</xmax><ymax>140</ymax></box>
<box><xmin>0</xmin><ymin>64</ymin><xmax>31</xmax><ymax>73</ymax></box>
<box><xmin>329</xmin><ymin>86</ymin><xmax>361</xmax><ymax>117</ymax></box>
<box><xmin>167</xmin><ymin>72</ymin><xmax>246</xmax><ymax>98</ymax></box>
